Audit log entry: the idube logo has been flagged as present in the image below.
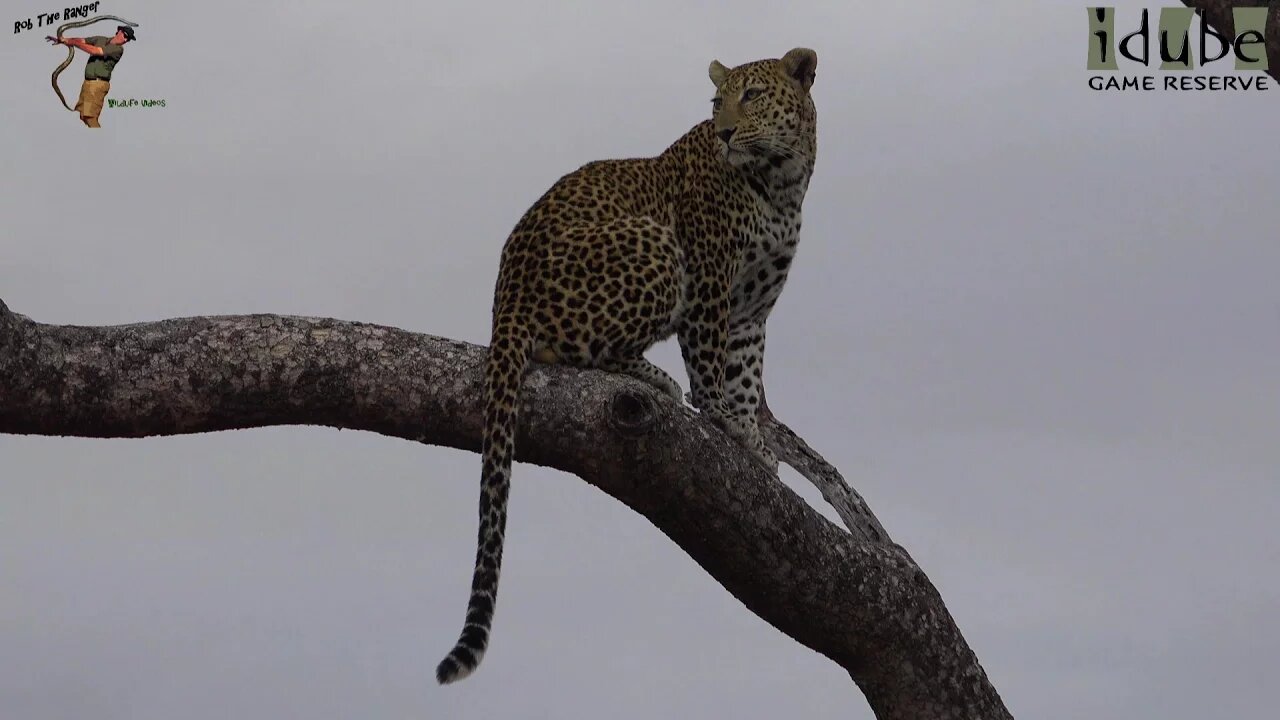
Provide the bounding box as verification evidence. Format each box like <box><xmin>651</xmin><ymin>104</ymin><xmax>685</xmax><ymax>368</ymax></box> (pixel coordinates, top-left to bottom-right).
<box><xmin>1087</xmin><ymin>6</ymin><xmax>1271</xmax><ymax>92</ymax></box>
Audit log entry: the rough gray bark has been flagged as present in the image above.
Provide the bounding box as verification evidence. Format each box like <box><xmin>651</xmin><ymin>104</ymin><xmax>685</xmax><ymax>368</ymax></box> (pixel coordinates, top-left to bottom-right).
<box><xmin>0</xmin><ymin>297</ymin><xmax>1012</xmax><ymax>720</ymax></box>
<box><xmin>1180</xmin><ymin>1</ymin><xmax>1280</xmax><ymax>82</ymax></box>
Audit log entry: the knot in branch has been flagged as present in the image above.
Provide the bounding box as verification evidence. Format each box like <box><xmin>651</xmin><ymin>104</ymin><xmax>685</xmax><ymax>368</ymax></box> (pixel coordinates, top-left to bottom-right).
<box><xmin>607</xmin><ymin>386</ymin><xmax>660</xmax><ymax>436</ymax></box>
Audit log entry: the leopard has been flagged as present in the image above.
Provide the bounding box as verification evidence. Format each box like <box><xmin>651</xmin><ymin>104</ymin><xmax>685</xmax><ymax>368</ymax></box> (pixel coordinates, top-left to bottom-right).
<box><xmin>436</xmin><ymin>47</ymin><xmax>819</xmax><ymax>685</ymax></box>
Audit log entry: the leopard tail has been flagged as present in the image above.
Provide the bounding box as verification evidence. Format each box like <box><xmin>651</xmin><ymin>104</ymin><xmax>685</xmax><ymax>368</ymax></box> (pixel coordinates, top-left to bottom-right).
<box><xmin>436</xmin><ymin>313</ymin><xmax>531</xmax><ymax>684</ymax></box>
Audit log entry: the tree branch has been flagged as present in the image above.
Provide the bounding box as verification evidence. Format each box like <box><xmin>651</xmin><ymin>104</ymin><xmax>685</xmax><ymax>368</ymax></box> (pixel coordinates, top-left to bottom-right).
<box><xmin>0</xmin><ymin>297</ymin><xmax>1011</xmax><ymax>720</ymax></box>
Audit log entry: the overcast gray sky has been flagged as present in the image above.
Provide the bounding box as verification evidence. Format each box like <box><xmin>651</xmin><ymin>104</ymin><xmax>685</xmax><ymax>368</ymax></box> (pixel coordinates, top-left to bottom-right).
<box><xmin>2</xmin><ymin>1</ymin><xmax>1277</xmax><ymax>717</ymax></box>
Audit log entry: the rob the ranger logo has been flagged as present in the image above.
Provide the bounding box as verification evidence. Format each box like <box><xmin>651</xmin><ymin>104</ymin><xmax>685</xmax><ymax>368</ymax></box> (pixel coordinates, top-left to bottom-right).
<box><xmin>1086</xmin><ymin>6</ymin><xmax>1272</xmax><ymax>92</ymax></box>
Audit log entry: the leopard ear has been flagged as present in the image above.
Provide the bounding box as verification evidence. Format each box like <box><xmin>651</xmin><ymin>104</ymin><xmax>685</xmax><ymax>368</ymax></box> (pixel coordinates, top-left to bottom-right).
<box><xmin>780</xmin><ymin>47</ymin><xmax>817</xmax><ymax>91</ymax></box>
<box><xmin>708</xmin><ymin>60</ymin><xmax>729</xmax><ymax>88</ymax></box>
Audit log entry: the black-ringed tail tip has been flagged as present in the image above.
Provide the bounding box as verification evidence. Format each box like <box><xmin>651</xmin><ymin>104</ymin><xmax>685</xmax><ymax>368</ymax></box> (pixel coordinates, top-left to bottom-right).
<box><xmin>436</xmin><ymin>647</ymin><xmax>482</xmax><ymax>685</ymax></box>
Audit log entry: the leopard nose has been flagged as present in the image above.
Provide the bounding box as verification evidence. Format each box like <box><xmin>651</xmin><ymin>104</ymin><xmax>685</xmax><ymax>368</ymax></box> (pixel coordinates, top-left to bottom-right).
<box><xmin>717</xmin><ymin>127</ymin><xmax>736</xmax><ymax>143</ymax></box>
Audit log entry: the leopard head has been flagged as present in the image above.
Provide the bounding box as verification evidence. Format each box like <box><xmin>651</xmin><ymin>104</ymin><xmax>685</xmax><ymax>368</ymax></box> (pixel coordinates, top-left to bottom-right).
<box><xmin>708</xmin><ymin>48</ymin><xmax>818</xmax><ymax>176</ymax></box>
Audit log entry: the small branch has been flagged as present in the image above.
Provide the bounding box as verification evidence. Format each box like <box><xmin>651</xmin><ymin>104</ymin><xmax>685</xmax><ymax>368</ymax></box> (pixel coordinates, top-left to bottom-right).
<box><xmin>0</xmin><ymin>298</ymin><xmax>1011</xmax><ymax>720</ymax></box>
<box><xmin>759</xmin><ymin>391</ymin><xmax>888</xmax><ymax>542</ymax></box>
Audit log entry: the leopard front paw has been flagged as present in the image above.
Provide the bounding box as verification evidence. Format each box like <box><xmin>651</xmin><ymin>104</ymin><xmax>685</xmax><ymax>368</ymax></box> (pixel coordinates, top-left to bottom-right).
<box><xmin>737</xmin><ymin>428</ymin><xmax>778</xmax><ymax>474</ymax></box>
<box><xmin>754</xmin><ymin>442</ymin><xmax>779</xmax><ymax>475</ymax></box>
<box><xmin>703</xmin><ymin>407</ymin><xmax>777</xmax><ymax>474</ymax></box>
<box><xmin>685</xmin><ymin>389</ymin><xmax>712</xmax><ymax>411</ymax></box>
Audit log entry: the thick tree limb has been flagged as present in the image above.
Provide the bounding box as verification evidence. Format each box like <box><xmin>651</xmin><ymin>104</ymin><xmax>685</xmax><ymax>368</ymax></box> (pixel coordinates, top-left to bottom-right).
<box><xmin>1181</xmin><ymin>1</ymin><xmax>1280</xmax><ymax>83</ymax></box>
<box><xmin>0</xmin><ymin>298</ymin><xmax>1011</xmax><ymax>720</ymax></box>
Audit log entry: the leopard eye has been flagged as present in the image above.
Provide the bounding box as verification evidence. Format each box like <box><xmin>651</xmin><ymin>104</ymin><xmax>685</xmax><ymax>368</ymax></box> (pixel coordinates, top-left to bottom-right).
<box><xmin>741</xmin><ymin>87</ymin><xmax>763</xmax><ymax>102</ymax></box>
<box><xmin>711</xmin><ymin>97</ymin><xmax>723</xmax><ymax>112</ymax></box>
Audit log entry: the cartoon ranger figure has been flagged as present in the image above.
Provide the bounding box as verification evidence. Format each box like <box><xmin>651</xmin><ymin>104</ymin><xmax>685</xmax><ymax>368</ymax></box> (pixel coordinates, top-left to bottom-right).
<box><xmin>45</xmin><ymin>24</ymin><xmax>136</xmax><ymax>128</ymax></box>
